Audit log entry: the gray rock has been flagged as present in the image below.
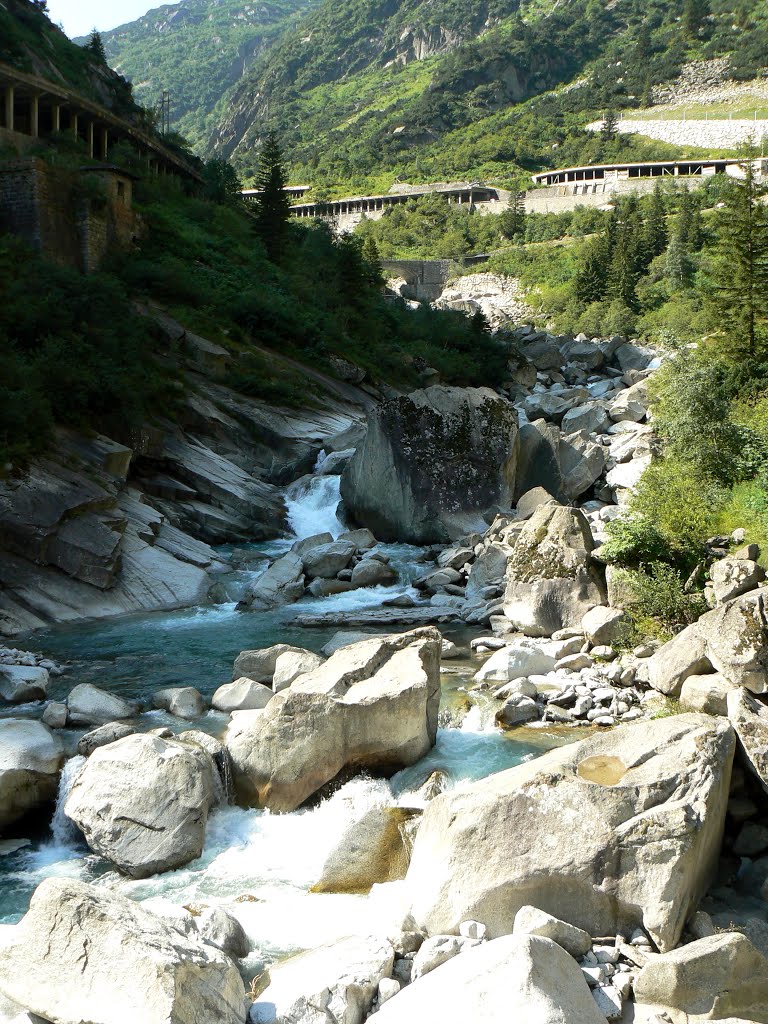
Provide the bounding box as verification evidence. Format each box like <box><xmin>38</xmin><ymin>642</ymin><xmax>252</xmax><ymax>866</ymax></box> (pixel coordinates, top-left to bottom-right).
<box><xmin>341</xmin><ymin>387</ymin><xmax>519</xmax><ymax>544</ymax></box>
<box><xmin>291</xmin><ymin>532</ymin><xmax>334</xmax><ymax>557</ymax></box>
<box><xmin>302</xmin><ymin>541</ymin><xmax>357</xmax><ymax>579</ymax></box>
<box><xmin>245</xmin><ymin>551</ymin><xmax>305</xmax><ymax>610</ymax></box>
<box><xmin>711</xmin><ymin>557</ymin><xmax>766</xmax><ymax>604</ymax></box>
<box><xmin>153</xmin><ymin>686</ymin><xmax>206</xmax><ymax>720</ymax></box>
<box><xmin>227</xmin><ymin>628</ymin><xmax>441</xmax><ymax>812</ymax></box>
<box><xmin>212</xmin><ymin>677</ymin><xmax>274</xmax><ymax>712</ymax></box>
<box><xmin>249</xmin><ymin>935</ymin><xmax>393</xmax><ymax>1024</ymax></box>
<box><xmin>513</xmin><ymin>905</ymin><xmax>591</xmax><ymax>957</ymax></box>
<box><xmin>41</xmin><ymin>701</ymin><xmax>67</xmax><ymax>729</ymax></box>
<box><xmin>76</xmin><ymin>721</ymin><xmax>136</xmax><ymax>756</ymax></box>
<box><xmin>496</xmin><ymin>696</ymin><xmax>539</xmax><ymax>726</ymax></box>
<box><xmin>406</xmin><ymin>714</ymin><xmax>734</xmax><ymax>951</ymax></box>
<box><xmin>338</xmin><ymin>528</ymin><xmax>377</xmax><ymax>550</ymax></box>
<box><xmin>0</xmin><ymin>719</ymin><xmax>63</xmax><ymax>830</ymax></box>
<box><xmin>372</xmin><ymin>934</ymin><xmax>608</xmax><ymax>1024</ymax></box>
<box><xmin>411</xmin><ymin>935</ymin><xmax>466</xmax><ymax>980</ymax></box>
<box><xmin>515</xmin><ymin>419</ymin><xmax>564</xmax><ymax>502</ymax></box>
<box><xmin>66</xmin><ymin>683</ymin><xmax>138</xmax><ymax>726</ymax></box>
<box><xmin>561</xmin><ymin>401</ymin><xmax>609</xmax><ymax>436</ymax></box>
<box><xmin>503</xmin><ymin>504</ymin><xmax>606</xmax><ymax>637</ymax></box>
<box><xmin>727</xmin><ymin>687</ymin><xmax>768</xmax><ymax>795</ymax></box>
<box><xmin>581</xmin><ymin>606</ymin><xmax>626</xmax><ymax>646</ymax></box>
<box><xmin>307</xmin><ymin>578</ymin><xmax>357</xmax><ymax>597</ymax></box>
<box><xmin>65</xmin><ymin>733</ymin><xmax>216</xmax><ymax>878</ymax></box>
<box><xmin>232</xmin><ymin>643</ymin><xmax>309</xmax><ymax>683</ymax></box>
<box><xmin>0</xmin><ymin>878</ymin><xmax>245</xmax><ymax>1024</ymax></box>
<box><xmin>351</xmin><ymin>558</ymin><xmax>398</xmax><ymax>588</ymax></box>
<box><xmin>272</xmin><ymin>649</ymin><xmax>325</xmax><ymax>692</ymax></box>
<box><xmin>0</xmin><ymin>665</ymin><xmax>49</xmax><ymax>704</ymax></box>
<box><xmin>194</xmin><ymin>906</ymin><xmax>251</xmax><ymax>959</ymax></box>
<box><xmin>679</xmin><ymin>673</ymin><xmax>736</xmax><ymax>716</ymax></box>
<box><xmin>633</xmin><ymin>932</ymin><xmax>768</xmax><ymax>1020</ymax></box>
<box><xmin>559</xmin><ymin>433</ymin><xmax>606</xmax><ymax>501</ymax></box>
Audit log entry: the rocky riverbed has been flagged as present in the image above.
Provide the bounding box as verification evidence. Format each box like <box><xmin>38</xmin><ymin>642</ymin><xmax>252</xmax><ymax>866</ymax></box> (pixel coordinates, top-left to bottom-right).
<box><xmin>1</xmin><ymin>319</ymin><xmax>768</xmax><ymax>1024</ymax></box>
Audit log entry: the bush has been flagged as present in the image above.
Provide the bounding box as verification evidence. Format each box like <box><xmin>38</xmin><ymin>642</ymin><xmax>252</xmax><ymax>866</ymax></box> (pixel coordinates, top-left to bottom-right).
<box><xmin>613</xmin><ymin>562</ymin><xmax>708</xmax><ymax>643</ymax></box>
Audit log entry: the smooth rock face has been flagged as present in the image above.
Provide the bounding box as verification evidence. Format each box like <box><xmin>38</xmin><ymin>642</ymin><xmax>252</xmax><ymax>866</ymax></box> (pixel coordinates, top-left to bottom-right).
<box><xmin>727</xmin><ymin>687</ymin><xmax>768</xmax><ymax>795</ymax></box>
<box><xmin>633</xmin><ymin>932</ymin><xmax>768</xmax><ymax>1021</ymax></box>
<box><xmin>373</xmin><ymin>934</ymin><xmax>607</xmax><ymax>1024</ymax></box>
<box><xmin>64</xmin><ymin>733</ymin><xmax>216</xmax><ymax>878</ymax></box>
<box><xmin>212</xmin><ymin>677</ymin><xmax>274</xmax><ymax>712</ymax></box>
<box><xmin>0</xmin><ymin>719</ymin><xmax>63</xmax><ymax>830</ymax></box>
<box><xmin>249</xmin><ymin>935</ymin><xmax>394</xmax><ymax>1024</ymax></box>
<box><xmin>341</xmin><ymin>387</ymin><xmax>519</xmax><ymax>544</ymax></box>
<box><xmin>227</xmin><ymin>629</ymin><xmax>441</xmax><ymax>812</ymax></box>
<box><xmin>76</xmin><ymin>721</ymin><xmax>136</xmax><ymax>756</ymax></box>
<box><xmin>679</xmin><ymin>673</ymin><xmax>736</xmax><ymax>716</ymax></box>
<box><xmin>350</xmin><ymin>558</ymin><xmax>397</xmax><ymax>588</ymax></box>
<box><xmin>194</xmin><ymin>906</ymin><xmax>250</xmax><ymax>960</ymax></box>
<box><xmin>406</xmin><ymin>715</ymin><xmax>734</xmax><ymax>952</ymax></box>
<box><xmin>644</xmin><ymin>591</ymin><xmax>768</xmax><ymax>696</ymax></box>
<box><xmin>581</xmin><ymin>606</ymin><xmax>626</xmax><ymax>646</ymax></box>
<box><xmin>0</xmin><ymin>878</ymin><xmax>245</xmax><ymax>1024</ymax></box>
<box><xmin>503</xmin><ymin>504</ymin><xmax>606</xmax><ymax>637</ymax></box>
<box><xmin>302</xmin><ymin>541</ymin><xmax>356</xmax><ymax>579</ymax></box>
<box><xmin>0</xmin><ymin>665</ymin><xmax>49</xmax><ymax>703</ymax></box>
<box><xmin>66</xmin><ymin>682</ymin><xmax>138</xmax><ymax>725</ymax></box>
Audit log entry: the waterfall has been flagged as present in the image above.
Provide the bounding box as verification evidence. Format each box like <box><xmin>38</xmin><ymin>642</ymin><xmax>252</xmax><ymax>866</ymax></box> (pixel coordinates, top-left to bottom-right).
<box><xmin>285</xmin><ymin>473</ymin><xmax>344</xmax><ymax>539</ymax></box>
<box><xmin>51</xmin><ymin>755</ymin><xmax>86</xmax><ymax>847</ymax></box>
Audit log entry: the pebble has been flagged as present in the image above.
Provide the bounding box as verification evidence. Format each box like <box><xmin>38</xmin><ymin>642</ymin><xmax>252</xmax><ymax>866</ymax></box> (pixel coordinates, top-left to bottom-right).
<box><xmin>593</xmin><ymin>944</ymin><xmax>621</xmax><ymax>964</ymax></box>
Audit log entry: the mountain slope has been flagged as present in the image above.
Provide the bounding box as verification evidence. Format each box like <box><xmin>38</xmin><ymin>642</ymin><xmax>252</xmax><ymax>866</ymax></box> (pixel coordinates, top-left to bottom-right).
<box><xmin>99</xmin><ymin>0</ymin><xmax>323</xmax><ymax>151</ymax></box>
<box><xmin>209</xmin><ymin>0</ymin><xmax>768</xmax><ymax>190</ymax></box>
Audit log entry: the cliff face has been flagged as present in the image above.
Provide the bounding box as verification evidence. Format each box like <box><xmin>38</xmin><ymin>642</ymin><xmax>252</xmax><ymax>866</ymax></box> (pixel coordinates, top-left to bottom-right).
<box><xmin>0</xmin><ymin>310</ymin><xmax>369</xmax><ymax>637</ymax></box>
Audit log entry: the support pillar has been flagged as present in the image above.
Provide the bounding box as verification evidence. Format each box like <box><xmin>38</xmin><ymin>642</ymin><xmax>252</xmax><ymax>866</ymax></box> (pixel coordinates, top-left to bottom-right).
<box><xmin>72</xmin><ymin>111</ymin><xmax>79</xmax><ymax>141</ymax></box>
<box><xmin>87</xmin><ymin>120</ymin><xmax>94</xmax><ymax>158</ymax></box>
<box><xmin>100</xmin><ymin>126</ymin><xmax>108</xmax><ymax>160</ymax></box>
<box><xmin>4</xmin><ymin>85</ymin><xmax>14</xmax><ymax>132</ymax></box>
<box><xmin>52</xmin><ymin>103</ymin><xmax>61</xmax><ymax>133</ymax></box>
<box><xmin>30</xmin><ymin>94</ymin><xmax>39</xmax><ymax>137</ymax></box>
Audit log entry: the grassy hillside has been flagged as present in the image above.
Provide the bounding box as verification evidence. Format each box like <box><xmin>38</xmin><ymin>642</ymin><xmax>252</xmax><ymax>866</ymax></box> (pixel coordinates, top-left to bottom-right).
<box><xmin>98</xmin><ymin>0</ymin><xmax>323</xmax><ymax>152</ymax></box>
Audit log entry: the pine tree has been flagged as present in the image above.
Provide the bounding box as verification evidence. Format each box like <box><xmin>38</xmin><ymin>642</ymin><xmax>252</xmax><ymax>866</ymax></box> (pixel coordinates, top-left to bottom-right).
<box><xmin>575</xmin><ymin>237</ymin><xmax>609</xmax><ymax>305</ymax></box>
<box><xmin>684</xmin><ymin>0</ymin><xmax>710</xmax><ymax>37</ymax></box>
<box><xmin>642</xmin><ymin>182</ymin><xmax>668</xmax><ymax>265</ymax></box>
<box><xmin>253</xmin><ymin>132</ymin><xmax>292</xmax><ymax>262</ymax></box>
<box><xmin>361</xmin><ymin>234</ymin><xmax>384</xmax><ymax>287</ymax></box>
<box><xmin>85</xmin><ymin>29</ymin><xmax>107</xmax><ymax>64</ymax></box>
<box><xmin>499</xmin><ymin>190</ymin><xmax>525</xmax><ymax>239</ymax></box>
<box><xmin>601</xmin><ymin>109</ymin><xmax>619</xmax><ymax>142</ymax></box>
<box><xmin>709</xmin><ymin>150</ymin><xmax>768</xmax><ymax>357</ymax></box>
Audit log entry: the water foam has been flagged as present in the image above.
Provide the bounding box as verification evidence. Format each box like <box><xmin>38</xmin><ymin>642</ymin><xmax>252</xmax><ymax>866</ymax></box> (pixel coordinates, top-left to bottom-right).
<box><xmin>285</xmin><ymin>475</ymin><xmax>344</xmax><ymax>539</ymax></box>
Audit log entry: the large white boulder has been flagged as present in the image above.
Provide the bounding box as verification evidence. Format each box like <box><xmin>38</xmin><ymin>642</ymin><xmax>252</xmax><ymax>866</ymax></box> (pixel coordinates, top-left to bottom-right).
<box><xmin>227</xmin><ymin>629</ymin><xmax>441</xmax><ymax>812</ymax></box>
<box><xmin>633</xmin><ymin>932</ymin><xmax>768</xmax><ymax>1021</ymax></box>
<box><xmin>405</xmin><ymin>714</ymin><xmax>734</xmax><ymax>952</ymax></box>
<box><xmin>0</xmin><ymin>719</ymin><xmax>63</xmax><ymax>831</ymax></box>
<box><xmin>66</xmin><ymin>682</ymin><xmax>138</xmax><ymax>725</ymax></box>
<box><xmin>503</xmin><ymin>504</ymin><xmax>606</xmax><ymax>637</ymax></box>
<box><xmin>233</xmin><ymin>643</ymin><xmax>310</xmax><ymax>683</ymax></box>
<box><xmin>373</xmin><ymin>934</ymin><xmax>607</xmax><ymax>1024</ymax></box>
<box><xmin>245</xmin><ymin>551</ymin><xmax>305</xmax><ymax>610</ymax></box>
<box><xmin>64</xmin><ymin>733</ymin><xmax>216</xmax><ymax>878</ymax></box>
<box><xmin>0</xmin><ymin>878</ymin><xmax>246</xmax><ymax>1024</ymax></box>
<box><xmin>212</xmin><ymin>677</ymin><xmax>274</xmax><ymax>712</ymax></box>
<box><xmin>473</xmin><ymin>641</ymin><xmax>558</xmax><ymax>685</ymax></box>
<box><xmin>249</xmin><ymin>935</ymin><xmax>394</xmax><ymax>1024</ymax></box>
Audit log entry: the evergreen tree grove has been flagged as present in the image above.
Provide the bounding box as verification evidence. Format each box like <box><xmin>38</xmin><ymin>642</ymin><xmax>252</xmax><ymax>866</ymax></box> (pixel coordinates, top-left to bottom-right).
<box><xmin>253</xmin><ymin>132</ymin><xmax>293</xmax><ymax>262</ymax></box>
<box><xmin>709</xmin><ymin>152</ymin><xmax>768</xmax><ymax>358</ymax></box>
<box><xmin>85</xmin><ymin>29</ymin><xmax>107</xmax><ymax>64</ymax></box>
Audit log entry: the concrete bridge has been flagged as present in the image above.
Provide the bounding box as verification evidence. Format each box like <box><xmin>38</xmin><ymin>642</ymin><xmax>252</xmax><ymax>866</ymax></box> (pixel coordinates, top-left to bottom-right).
<box><xmin>0</xmin><ymin>60</ymin><xmax>200</xmax><ymax>180</ymax></box>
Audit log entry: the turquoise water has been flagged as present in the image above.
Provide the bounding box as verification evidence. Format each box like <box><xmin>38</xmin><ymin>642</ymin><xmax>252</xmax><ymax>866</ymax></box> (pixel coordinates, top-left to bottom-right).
<box><xmin>0</xmin><ymin>475</ymin><xmax>570</xmax><ymax>955</ymax></box>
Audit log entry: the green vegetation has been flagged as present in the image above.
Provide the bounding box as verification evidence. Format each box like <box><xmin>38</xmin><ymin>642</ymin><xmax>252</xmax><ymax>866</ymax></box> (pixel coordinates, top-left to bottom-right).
<box><xmin>0</xmin><ymin>0</ymin><xmax>138</xmax><ymax>120</ymax></box>
<box><xmin>0</xmin><ymin>157</ymin><xmax>505</xmax><ymax>468</ymax></box>
<box><xmin>99</xmin><ymin>0</ymin><xmax>322</xmax><ymax>152</ymax></box>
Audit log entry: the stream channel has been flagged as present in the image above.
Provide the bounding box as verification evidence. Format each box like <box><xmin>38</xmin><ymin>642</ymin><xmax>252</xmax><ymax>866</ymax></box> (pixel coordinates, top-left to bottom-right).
<box><xmin>0</xmin><ymin>471</ymin><xmax>570</xmax><ymax>973</ymax></box>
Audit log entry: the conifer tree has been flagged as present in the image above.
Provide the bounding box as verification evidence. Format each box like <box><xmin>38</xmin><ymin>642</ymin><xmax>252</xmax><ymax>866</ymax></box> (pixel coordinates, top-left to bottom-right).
<box><xmin>643</xmin><ymin>182</ymin><xmax>668</xmax><ymax>263</ymax></box>
<box><xmin>361</xmin><ymin>234</ymin><xmax>384</xmax><ymax>287</ymax></box>
<box><xmin>85</xmin><ymin>29</ymin><xmax>107</xmax><ymax>64</ymax></box>
<box><xmin>601</xmin><ymin>109</ymin><xmax>619</xmax><ymax>142</ymax></box>
<box><xmin>253</xmin><ymin>132</ymin><xmax>292</xmax><ymax>262</ymax></box>
<box><xmin>500</xmin><ymin>191</ymin><xmax>526</xmax><ymax>239</ymax></box>
<box><xmin>684</xmin><ymin>0</ymin><xmax>710</xmax><ymax>37</ymax></box>
<box><xmin>575</xmin><ymin>238</ymin><xmax>608</xmax><ymax>305</ymax></box>
<box><xmin>709</xmin><ymin>149</ymin><xmax>768</xmax><ymax>357</ymax></box>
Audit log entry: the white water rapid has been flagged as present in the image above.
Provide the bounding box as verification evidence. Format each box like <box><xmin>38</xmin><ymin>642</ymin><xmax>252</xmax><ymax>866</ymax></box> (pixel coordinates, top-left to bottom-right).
<box><xmin>285</xmin><ymin>472</ymin><xmax>344</xmax><ymax>539</ymax></box>
<box><xmin>50</xmin><ymin>755</ymin><xmax>86</xmax><ymax>847</ymax></box>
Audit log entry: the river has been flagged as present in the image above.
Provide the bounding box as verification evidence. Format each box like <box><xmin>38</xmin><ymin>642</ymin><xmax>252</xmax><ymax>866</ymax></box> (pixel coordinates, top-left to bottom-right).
<box><xmin>0</xmin><ymin>471</ymin><xmax>569</xmax><ymax>972</ymax></box>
